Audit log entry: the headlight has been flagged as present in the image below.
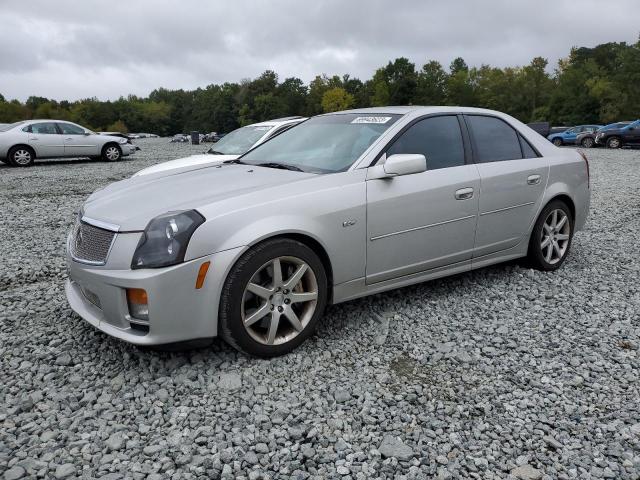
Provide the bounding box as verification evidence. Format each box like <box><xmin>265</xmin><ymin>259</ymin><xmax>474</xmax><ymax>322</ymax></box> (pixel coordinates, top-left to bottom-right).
<box><xmin>131</xmin><ymin>210</ymin><xmax>205</xmax><ymax>269</ymax></box>
<box><xmin>118</xmin><ymin>138</ymin><xmax>128</xmax><ymax>144</ymax></box>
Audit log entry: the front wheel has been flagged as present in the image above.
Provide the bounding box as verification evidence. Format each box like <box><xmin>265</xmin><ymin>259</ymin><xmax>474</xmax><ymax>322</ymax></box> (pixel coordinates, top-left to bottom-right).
<box><xmin>527</xmin><ymin>201</ymin><xmax>574</xmax><ymax>271</ymax></box>
<box><xmin>219</xmin><ymin>239</ymin><xmax>328</xmax><ymax>357</ymax></box>
<box><xmin>606</xmin><ymin>136</ymin><xmax>621</xmax><ymax>149</ymax></box>
<box><xmin>102</xmin><ymin>144</ymin><xmax>122</xmax><ymax>161</ymax></box>
<box><xmin>552</xmin><ymin>138</ymin><xmax>563</xmax><ymax>147</ymax></box>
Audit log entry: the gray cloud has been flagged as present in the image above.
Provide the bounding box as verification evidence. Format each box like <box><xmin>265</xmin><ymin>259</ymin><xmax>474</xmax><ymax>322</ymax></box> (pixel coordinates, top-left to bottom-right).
<box><xmin>0</xmin><ymin>0</ymin><xmax>637</xmax><ymax>101</ymax></box>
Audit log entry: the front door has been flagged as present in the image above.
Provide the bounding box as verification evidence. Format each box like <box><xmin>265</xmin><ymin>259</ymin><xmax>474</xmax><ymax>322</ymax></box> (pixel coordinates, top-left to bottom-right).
<box><xmin>28</xmin><ymin>122</ymin><xmax>65</xmax><ymax>158</ymax></box>
<box><xmin>465</xmin><ymin>114</ymin><xmax>549</xmax><ymax>257</ymax></box>
<box><xmin>58</xmin><ymin>122</ymin><xmax>98</xmax><ymax>157</ymax></box>
<box><xmin>366</xmin><ymin>115</ymin><xmax>480</xmax><ymax>284</ymax></box>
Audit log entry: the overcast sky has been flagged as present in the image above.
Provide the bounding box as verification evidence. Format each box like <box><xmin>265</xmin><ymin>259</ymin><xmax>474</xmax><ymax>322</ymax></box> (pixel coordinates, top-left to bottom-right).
<box><xmin>0</xmin><ymin>0</ymin><xmax>637</xmax><ymax>101</ymax></box>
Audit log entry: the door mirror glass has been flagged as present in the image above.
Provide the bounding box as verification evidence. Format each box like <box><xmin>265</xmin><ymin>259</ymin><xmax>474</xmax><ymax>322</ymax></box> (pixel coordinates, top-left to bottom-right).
<box><xmin>383</xmin><ymin>154</ymin><xmax>427</xmax><ymax>177</ymax></box>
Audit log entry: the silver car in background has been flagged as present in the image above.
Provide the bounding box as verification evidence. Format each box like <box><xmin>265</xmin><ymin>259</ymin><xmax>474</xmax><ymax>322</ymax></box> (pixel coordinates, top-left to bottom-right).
<box><xmin>0</xmin><ymin>120</ymin><xmax>137</xmax><ymax>167</ymax></box>
<box><xmin>66</xmin><ymin>106</ymin><xmax>590</xmax><ymax>357</ymax></box>
<box><xmin>133</xmin><ymin>116</ymin><xmax>306</xmax><ymax>176</ymax></box>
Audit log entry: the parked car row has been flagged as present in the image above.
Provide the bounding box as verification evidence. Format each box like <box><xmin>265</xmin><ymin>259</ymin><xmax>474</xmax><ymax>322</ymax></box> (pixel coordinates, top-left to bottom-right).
<box><xmin>66</xmin><ymin>106</ymin><xmax>590</xmax><ymax>356</ymax></box>
<box><xmin>545</xmin><ymin>120</ymin><xmax>640</xmax><ymax>149</ymax></box>
<box><xmin>0</xmin><ymin>120</ymin><xmax>138</xmax><ymax>167</ymax></box>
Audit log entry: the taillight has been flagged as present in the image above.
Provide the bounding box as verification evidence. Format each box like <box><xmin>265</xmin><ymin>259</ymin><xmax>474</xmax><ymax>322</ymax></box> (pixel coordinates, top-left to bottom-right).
<box><xmin>578</xmin><ymin>150</ymin><xmax>590</xmax><ymax>189</ymax></box>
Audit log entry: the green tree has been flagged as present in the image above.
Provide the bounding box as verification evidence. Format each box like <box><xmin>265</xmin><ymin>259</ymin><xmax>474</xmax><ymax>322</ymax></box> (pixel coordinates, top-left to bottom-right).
<box><xmin>321</xmin><ymin>87</ymin><xmax>355</xmax><ymax>113</ymax></box>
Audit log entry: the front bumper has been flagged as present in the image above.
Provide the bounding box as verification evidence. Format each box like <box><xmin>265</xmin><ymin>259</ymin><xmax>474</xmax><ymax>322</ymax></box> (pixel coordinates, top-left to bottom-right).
<box><xmin>66</xmin><ymin>242</ymin><xmax>245</xmax><ymax>345</ymax></box>
<box><xmin>121</xmin><ymin>144</ymin><xmax>137</xmax><ymax>156</ymax></box>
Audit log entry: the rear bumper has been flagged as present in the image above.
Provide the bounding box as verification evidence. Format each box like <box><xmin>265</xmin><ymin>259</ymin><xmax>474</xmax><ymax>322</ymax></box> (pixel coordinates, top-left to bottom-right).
<box><xmin>65</xmin><ymin>246</ymin><xmax>245</xmax><ymax>345</ymax></box>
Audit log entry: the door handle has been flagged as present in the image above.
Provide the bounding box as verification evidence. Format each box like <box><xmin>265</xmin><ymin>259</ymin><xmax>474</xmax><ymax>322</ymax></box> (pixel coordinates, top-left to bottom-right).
<box><xmin>65</xmin><ymin>137</ymin><xmax>73</xmax><ymax>141</ymax></box>
<box><xmin>527</xmin><ymin>174</ymin><xmax>541</xmax><ymax>185</ymax></box>
<box><xmin>29</xmin><ymin>137</ymin><xmax>38</xmax><ymax>140</ymax></box>
<box><xmin>455</xmin><ymin>187</ymin><xmax>474</xmax><ymax>200</ymax></box>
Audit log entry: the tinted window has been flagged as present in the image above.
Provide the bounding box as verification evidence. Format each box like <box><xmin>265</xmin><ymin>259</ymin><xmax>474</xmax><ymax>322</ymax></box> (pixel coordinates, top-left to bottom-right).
<box><xmin>58</xmin><ymin>123</ymin><xmax>86</xmax><ymax>135</ymax></box>
<box><xmin>31</xmin><ymin>123</ymin><xmax>59</xmax><ymax>135</ymax></box>
<box><xmin>467</xmin><ymin>115</ymin><xmax>523</xmax><ymax>162</ymax></box>
<box><xmin>386</xmin><ymin>115</ymin><xmax>465</xmax><ymax>170</ymax></box>
<box><xmin>519</xmin><ymin>134</ymin><xmax>538</xmax><ymax>159</ymax></box>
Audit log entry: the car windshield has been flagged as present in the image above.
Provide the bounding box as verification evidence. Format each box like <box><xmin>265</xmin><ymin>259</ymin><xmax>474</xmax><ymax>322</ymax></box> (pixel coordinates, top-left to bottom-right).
<box><xmin>0</xmin><ymin>121</ymin><xmax>26</xmax><ymax>132</ymax></box>
<box><xmin>240</xmin><ymin>113</ymin><xmax>401</xmax><ymax>173</ymax></box>
<box><xmin>207</xmin><ymin>125</ymin><xmax>272</xmax><ymax>155</ymax></box>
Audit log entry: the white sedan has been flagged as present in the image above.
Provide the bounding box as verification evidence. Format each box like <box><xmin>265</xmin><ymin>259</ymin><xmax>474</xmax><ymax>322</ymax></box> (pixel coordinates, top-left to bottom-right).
<box><xmin>133</xmin><ymin>116</ymin><xmax>306</xmax><ymax>176</ymax></box>
<box><xmin>0</xmin><ymin>120</ymin><xmax>137</xmax><ymax>167</ymax></box>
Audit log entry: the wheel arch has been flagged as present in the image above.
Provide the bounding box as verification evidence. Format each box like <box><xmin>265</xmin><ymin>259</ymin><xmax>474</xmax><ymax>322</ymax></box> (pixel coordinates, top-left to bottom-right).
<box><xmin>102</xmin><ymin>141</ymin><xmax>121</xmax><ymax>152</ymax></box>
<box><xmin>9</xmin><ymin>143</ymin><xmax>36</xmax><ymax>157</ymax></box>
<box><xmin>546</xmin><ymin>193</ymin><xmax>576</xmax><ymax>222</ymax></box>
<box><xmin>247</xmin><ymin>232</ymin><xmax>335</xmax><ymax>302</ymax></box>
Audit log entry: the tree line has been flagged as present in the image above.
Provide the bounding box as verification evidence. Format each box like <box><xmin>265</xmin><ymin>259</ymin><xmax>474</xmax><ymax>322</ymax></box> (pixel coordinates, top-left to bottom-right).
<box><xmin>0</xmin><ymin>38</ymin><xmax>638</xmax><ymax>136</ymax></box>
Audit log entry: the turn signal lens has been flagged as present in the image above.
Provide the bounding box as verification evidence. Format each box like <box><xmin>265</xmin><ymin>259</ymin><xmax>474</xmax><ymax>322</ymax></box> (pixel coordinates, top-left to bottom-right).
<box><xmin>195</xmin><ymin>261</ymin><xmax>211</xmax><ymax>289</ymax></box>
<box><xmin>126</xmin><ymin>288</ymin><xmax>149</xmax><ymax>320</ymax></box>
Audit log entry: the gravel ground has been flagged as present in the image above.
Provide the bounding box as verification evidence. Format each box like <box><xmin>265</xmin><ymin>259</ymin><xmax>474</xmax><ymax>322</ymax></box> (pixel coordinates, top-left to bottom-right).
<box><xmin>1</xmin><ymin>140</ymin><xmax>639</xmax><ymax>480</ymax></box>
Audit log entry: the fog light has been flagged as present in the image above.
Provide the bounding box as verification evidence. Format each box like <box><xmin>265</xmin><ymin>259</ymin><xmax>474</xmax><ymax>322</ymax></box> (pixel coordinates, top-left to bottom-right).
<box><xmin>126</xmin><ymin>288</ymin><xmax>149</xmax><ymax>320</ymax></box>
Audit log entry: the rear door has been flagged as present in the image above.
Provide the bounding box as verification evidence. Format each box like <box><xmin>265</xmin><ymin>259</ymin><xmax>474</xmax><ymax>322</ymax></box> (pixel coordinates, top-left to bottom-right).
<box><xmin>465</xmin><ymin>115</ymin><xmax>549</xmax><ymax>258</ymax></box>
<box><xmin>27</xmin><ymin>122</ymin><xmax>65</xmax><ymax>158</ymax></box>
<box><xmin>58</xmin><ymin>122</ymin><xmax>99</xmax><ymax>157</ymax></box>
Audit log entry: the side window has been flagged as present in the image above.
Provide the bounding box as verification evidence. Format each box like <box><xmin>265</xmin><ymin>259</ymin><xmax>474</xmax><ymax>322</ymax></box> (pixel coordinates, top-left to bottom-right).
<box><xmin>386</xmin><ymin>115</ymin><xmax>465</xmax><ymax>170</ymax></box>
<box><xmin>466</xmin><ymin>115</ymin><xmax>523</xmax><ymax>163</ymax></box>
<box><xmin>519</xmin><ymin>134</ymin><xmax>539</xmax><ymax>159</ymax></box>
<box><xmin>58</xmin><ymin>123</ymin><xmax>86</xmax><ymax>135</ymax></box>
<box><xmin>22</xmin><ymin>125</ymin><xmax>32</xmax><ymax>133</ymax></box>
<box><xmin>31</xmin><ymin>123</ymin><xmax>59</xmax><ymax>135</ymax></box>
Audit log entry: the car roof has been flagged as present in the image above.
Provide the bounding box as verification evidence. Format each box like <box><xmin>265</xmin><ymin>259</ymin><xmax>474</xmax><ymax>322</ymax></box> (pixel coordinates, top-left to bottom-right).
<box><xmin>332</xmin><ymin>105</ymin><xmax>517</xmax><ymax>116</ymax></box>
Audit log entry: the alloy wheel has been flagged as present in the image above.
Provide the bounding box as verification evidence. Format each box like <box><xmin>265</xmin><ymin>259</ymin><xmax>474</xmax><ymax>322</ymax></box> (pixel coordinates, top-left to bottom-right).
<box><xmin>582</xmin><ymin>138</ymin><xmax>594</xmax><ymax>148</ymax></box>
<box><xmin>105</xmin><ymin>146</ymin><xmax>120</xmax><ymax>160</ymax></box>
<box><xmin>241</xmin><ymin>256</ymin><xmax>318</xmax><ymax>346</ymax></box>
<box><xmin>607</xmin><ymin>138</ymin><xmax>621</xmax><ymax>149</ymax></box>
<box><xmin>540</xmin><ymin>209</ymin><xmax>571</xmax><ymax>265</ymax></box>
<box><xmin>13</xmin><ymin>149</ymin><xmax>32</xmax><ymax>165</ymax></box>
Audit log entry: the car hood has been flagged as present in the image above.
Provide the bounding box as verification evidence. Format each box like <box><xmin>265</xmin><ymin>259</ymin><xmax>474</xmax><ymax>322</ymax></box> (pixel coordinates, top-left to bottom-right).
<box><xmin>133</xmin><ymin>153</ymin><xmax>239</xmax><ymax>176</ymax></box>
<box><xmin>83</xmin><ymin>164</ymin><xmax>316</xmax><ymax>231</ymax></box>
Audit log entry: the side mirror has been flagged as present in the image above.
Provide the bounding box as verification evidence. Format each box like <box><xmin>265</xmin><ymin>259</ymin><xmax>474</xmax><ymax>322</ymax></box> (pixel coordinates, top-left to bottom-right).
<box><xmin>368</xmin><ymin>154</ymin><xmax>427</xmax><ymax>180</ymax></box>
<box><xmin>84</xmin><ymin>132</ymin><xmax>91</xmax><ymax>136</ymax></box>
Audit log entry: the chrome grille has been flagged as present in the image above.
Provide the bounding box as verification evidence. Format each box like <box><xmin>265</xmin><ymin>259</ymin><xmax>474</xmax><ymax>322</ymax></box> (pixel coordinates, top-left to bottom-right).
<box><xmin>70</xmin><ymin>220</ymin><xmax>116</xmax><ymax>265</ymax></box>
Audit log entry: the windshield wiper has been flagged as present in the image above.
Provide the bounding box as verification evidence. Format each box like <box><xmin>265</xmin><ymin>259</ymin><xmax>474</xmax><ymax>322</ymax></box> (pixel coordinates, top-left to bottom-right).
<box><xmin>254</xmin><ymin>162</ymin><xmax>305</xmax><ymax>172</ymax></box>
<box><xmin>208</xmin><ymin>150</ymin><xmax>224</xmax><ymax>155</ymax></box>
<box><xmin>224</xmin><ymin>159</ymin><xmax>248</xmax><ymax>165</ymax></box>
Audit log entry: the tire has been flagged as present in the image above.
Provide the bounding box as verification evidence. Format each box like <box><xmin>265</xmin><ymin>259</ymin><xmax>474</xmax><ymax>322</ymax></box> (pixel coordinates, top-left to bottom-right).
<box><xmin>219</xmin><ymin>238</ymin><xmax>328</xmax><ymax>357</ymax></box>
<box><xmin>101</xmin><ymin>144</ymin><xmax>122</xmax><ymax>161</ymax></box>
<box><xmin>0</xmin><ymin>158</ymin><xmax>10</xmax><ymax>165</ymax></box>
<box><xmin>581</xmin><ymin>137</ymin><xmax>595</xmax><ymax>148</ymax></box>
<box><xmin>606</xmin><ymin>136</ymin><xmax>621</xmax><ymax>149</ymax></box>
<box><xmin>552</xmin><ymin>138</ymin><xmax>563</xmax><ymax>147</ymax></box>
<box><xmin>527</xmin><ymin>200</ymin><xmax>574</xmax><ymax>271</ymax></box>
<box><xmin>8</xmin><ymin>146</ymin><xmax>35</xmax><ymax>167</ymax></box>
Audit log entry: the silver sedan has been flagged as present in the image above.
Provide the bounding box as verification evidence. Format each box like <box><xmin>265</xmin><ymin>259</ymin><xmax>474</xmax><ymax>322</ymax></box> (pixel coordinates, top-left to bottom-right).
<box><xmin>65</xmin><ymin>106</ymin><xmax>590</xmax><ymax>357</ymax></box>
<box><xmin>0</xmin><ymin>120</ymin><xmax>136</xmax><ymax>167</ymax></box>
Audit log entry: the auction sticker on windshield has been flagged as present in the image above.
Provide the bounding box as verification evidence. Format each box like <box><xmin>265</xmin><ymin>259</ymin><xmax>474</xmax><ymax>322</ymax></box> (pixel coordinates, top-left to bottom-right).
<box><xmin>351</xmin><ymin>116</ymin><xmax>392</xmax><ymax>124</ymax></box>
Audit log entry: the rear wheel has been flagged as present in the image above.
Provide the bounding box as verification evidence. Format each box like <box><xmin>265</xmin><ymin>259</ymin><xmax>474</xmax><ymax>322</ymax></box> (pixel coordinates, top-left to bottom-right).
<box><xmin>581</xmin><ymin>137</ymin><xmax>595</xmax><ymax>148</ymax></box>
<box><xmin>102</xmin><ymin>144</ymin><xmax>122</xmax><ymax>161</ymax></box>
<box><xmin>527</xmin><ymin>200</ymin><xmax>573</xmax><ymax>271</ymax></box>
<box><xmin>606</xmin><ymin>136</ymin><xmax>621</xmax><ymax>149</ymax></box>
<box><xmin>219</xmin><ymin>238</ymin><xmax>328</xmax><ymax>357</ymax></box>
<box><xmin>8</xmin><ymin>146</ymin><xmax>35</xmax><ymax>167</ymax></box>
<box><xmin>552</xmin><ymin>138</ymin><xmax>563</xmax><ymax>147</ymax></box>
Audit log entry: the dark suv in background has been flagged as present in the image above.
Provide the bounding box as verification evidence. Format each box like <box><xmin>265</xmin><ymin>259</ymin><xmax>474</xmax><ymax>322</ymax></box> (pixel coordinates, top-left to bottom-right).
<box><xmin>576</xmin><ymin>122</ymin><xmax>631</xmax><ymax>148</ymax></box>
<box><xmin>595</xmin><ymin>120</ymin><xmax>640</xmax><ymax>148</ymax></box>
